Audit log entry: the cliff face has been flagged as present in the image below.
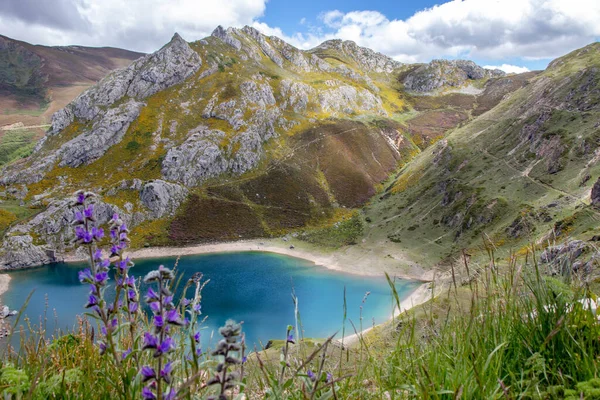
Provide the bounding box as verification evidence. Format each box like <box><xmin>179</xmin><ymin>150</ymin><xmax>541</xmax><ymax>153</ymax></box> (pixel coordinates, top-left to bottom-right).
<box><xmin>0</xmin><ymin>26</ymin><xmax>532</xmax><ymax>269</ymax></box>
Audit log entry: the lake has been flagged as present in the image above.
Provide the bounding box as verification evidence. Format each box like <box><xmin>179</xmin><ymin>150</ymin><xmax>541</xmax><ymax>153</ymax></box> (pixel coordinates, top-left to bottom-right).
<box><xmin>1</xmin><ymin>251</ymin><xmax>420</xmax><ymax>348</ymax></box>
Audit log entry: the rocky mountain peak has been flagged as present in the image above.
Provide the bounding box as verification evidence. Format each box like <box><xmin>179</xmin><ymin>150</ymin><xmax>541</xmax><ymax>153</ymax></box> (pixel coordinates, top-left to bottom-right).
<box><xmin>403</xmin><ymin>59</ymin><xmax>505</xmax><ymax>93</ymax></box>
<box><xmin>170</xmin><ymin>32</ymin><xmax>184</xmax><ymax>43</ymax></box>
<box><xmin>312</xmin><ymin>39</ymin><xmax>402</xmax><ymax>73</ymax></box>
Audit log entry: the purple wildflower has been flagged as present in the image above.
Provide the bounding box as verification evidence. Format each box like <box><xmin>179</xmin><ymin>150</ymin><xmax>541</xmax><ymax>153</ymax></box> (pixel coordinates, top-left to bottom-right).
<box><xmin>141</xmin><ymin>366</ymin><xmax>156</xmax><ymax>382</ymax></box>
<box><xmin>110</xmin><ymin>244</ymin><xmax>120</xmax><ymax>256</ymax></box>
<box><xmin>74</xmin><ymin>226</ymin><xmax>92</xmax><ymax>244</ymax></box>
<box><xmin>117</xmin><ymin>258</ymin><xmax>131</xmax><ymax>272</ymax></box>
<box><xmin>163</xmin><ymin>389</ymin><xmax>176</xmax><ymax>400</ymax></box>
<box><xmin>127</xmin><ymin>289</ymin><xmax>136</xmax><ymax>301</ymax></box>
<box><xmin>83</xmin><ymin>204</ymin><xmax>94</xmax><ymax>220</ymax></box>
<box><xmin>287</xmin><ymin>333</ymin><xmax>295</xmax><ymax>344</ymax></box>
<box><xmin>166</xmin><ymin>309</ymin><xmax>184</xmax><ymax>326</ymax></box>
<box><xmin>157</xmin><ymin>337</ymin><xmax>175</xmax><ymax>356</ymax></box>
<box><xmin>94</xmin><ymin>271</ymin><xmax>109</xmax><ymax>285</ymax></box>
<box><xmin>143</xmin><ymin>333</ymin><xmax>159</xmax><ymax>349</ymax></box>
<box><xmin>307</xmin><ymin>370</ymin><xmax>316</xmax><ymax>381</ymax></box>
<box><xmin>163</xmin><ymin>295</ymin><xmax>174</xmax><ymax>306</ymax></box>
<box><xmin>121</xmin><ymin>349</ymin><xmax>132</xmax><ymax>360</ymax></box>
<box><xmin>146</xmin><ymin>287</ymin><xmax>159</xmax><ymax>302</ymax></box>
<box><xmin>327</xmin><ymin>373</ymin><xmax>333</xmax><ymax>383</ymax></box>
<box><xmin>98</xmin><ymin>341</ymin><xmax>107</xmax><ymax>356</ymax></box>
<box><xmin>142</xmin><ymin>387</ymin><xmax>156</xmax><ymax>400</ymax></box>
<box><xmin>85</xmin><ymin>294</ymin><xmax>98</xmax><ymax>308</ymax></box>
<box><xmin>99</xmin><ymin>258</ymin><xmax>110</xmax><ymax>270</ymax></box>
<box><xmin>91</xmin><ymin>226</ymin><xmax>104</xmax><ymax>241</ymax></box>
<box><xmin>125</xmin><ymin>275</ymin><xmax>136</xmax><ymax>287</ymax></box>
<box><xmin>78</xmin><ymin>269</ymin><xmax>93</xmax><ymax>284</ymax></box>
<box><xmin>73</xmin><ymin>211</ymin><xmax>84</xmax><ymax>225</ymax></box>
<box><xmin>160</xmin><ymin>361</ymin><xmax>173</xmax><ymax>383</ymax></box>
<box><xmin>128</xmin><ymin>301</ymin><xmax>139</xmax><ymax>313</ymax></box>
<box><xmin>76</xmin><ymin>191</ymin><xmax>86</xmax><ymax>205</ymax></box>
<box><xmin>193</xmin><ymin>331</ymin><xmax>201</xmax><ymax>343</ymax></box>
<box><xmin>93</xmin><ymin>249</ymin><xmax>103</xmax><ymax>261</ymax></box>
<box><xmin>153</xmin><ymin>315</ymin><xmax>164</xmax><ymax>329</ymax></box>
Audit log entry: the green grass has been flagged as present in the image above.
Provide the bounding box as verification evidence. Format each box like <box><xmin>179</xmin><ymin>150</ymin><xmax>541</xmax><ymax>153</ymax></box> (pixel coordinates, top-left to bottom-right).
<box><xmin>0</xmin><ymin>129</ymin><xmax>37</xmax><ymax>167</ymax></box>
<box><xmin>0</xmin><ymin>200</ymin><xmax>38</xmax><ymax>236</ymax></box>
<box><xmin>299</xmin><ymin>212</ymin><xmax>364</xmax><ymax>247</ymax></box>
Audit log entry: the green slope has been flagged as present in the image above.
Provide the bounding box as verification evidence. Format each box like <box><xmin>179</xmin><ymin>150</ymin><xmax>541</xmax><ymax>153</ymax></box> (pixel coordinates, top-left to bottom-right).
<box><xmin>361</xmin><ymin>43</ymin><xmax>600</xmax><ymax>265</ymax></box>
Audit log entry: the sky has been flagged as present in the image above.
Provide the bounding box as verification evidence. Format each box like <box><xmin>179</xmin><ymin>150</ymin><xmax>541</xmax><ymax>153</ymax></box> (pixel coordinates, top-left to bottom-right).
<box><xmin>1</xmin><ymin>0</ymin><xmax>599</xmax><ymax>72</ymax></box>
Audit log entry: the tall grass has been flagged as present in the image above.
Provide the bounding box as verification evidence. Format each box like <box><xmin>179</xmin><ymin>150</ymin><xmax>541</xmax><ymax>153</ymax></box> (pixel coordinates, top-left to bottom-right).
<box><xmin>0</xmin><ymin>246</ymin><xmax>599</xmax><ymax>399</ymax></box>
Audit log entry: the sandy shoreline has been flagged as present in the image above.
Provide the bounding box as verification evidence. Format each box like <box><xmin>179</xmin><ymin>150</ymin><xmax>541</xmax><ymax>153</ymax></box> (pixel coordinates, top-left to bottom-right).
<box><xmin>0</xmin><ymin>273</ymin><xmax>10</xmax><ymax>301</ymax></box>
<box><xmin>63</xmin><ymin>238</ymin><xmax>434</xmax><ymax>282</ymax></box>
<box><xmin>338</xmin><ymin>281</ymin><xmax>442</xmax><ymax>346</ymax></box>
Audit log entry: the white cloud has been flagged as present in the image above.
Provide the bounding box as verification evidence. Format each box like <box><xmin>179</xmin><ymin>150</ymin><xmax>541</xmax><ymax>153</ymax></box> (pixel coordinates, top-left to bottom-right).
<box><xmin>291</xmin><ymin>0</ymin><xmax>600</xmax><ymax>63</ymax></box>
<box><xmin>1</xmin><ymin>0</ymin><xmax>598</xmax><ymax>65</ymax></box>
<box><xmin>483</xmin><ymin>64</ymin><xmax>531</xmax><ymax>74</ymax></box>
<box><xmin>0</xmin><ymin>0</ymin><xmax>268</xmax><ymax>52</ymax></box>
<box><xmin>320</xmin><ymin>10</ymin><xmax>344</xmax><ymax>28</ymax></box>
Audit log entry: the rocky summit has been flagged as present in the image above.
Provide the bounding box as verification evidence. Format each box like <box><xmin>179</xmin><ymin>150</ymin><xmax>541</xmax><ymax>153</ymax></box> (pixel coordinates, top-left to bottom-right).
<box><xmin>0</xmin><ymin>26</ymin><xmax>598</xmax><ymax>274</ymax></box>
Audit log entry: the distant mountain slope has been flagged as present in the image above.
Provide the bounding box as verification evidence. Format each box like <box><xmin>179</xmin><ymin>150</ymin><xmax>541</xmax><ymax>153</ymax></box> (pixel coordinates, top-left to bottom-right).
<box><xmin>0</xmin><ymin>34</ymin><xmax>143</xmax><ymax>165</ymax></box>
<box><xmin>361</xmin><ymin>42</ymin><xmax>600</xmax><ymax>265</ymax></box>
<box><xmin>0</xmin><ymin>26</ymin><xmax>526</xmax><ymax>269</ymax></box>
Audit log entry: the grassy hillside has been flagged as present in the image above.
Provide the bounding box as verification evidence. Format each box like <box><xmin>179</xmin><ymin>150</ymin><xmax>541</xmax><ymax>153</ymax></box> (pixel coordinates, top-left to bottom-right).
<box><xmin>361</xmin><ymin>43</ymin><xmax>600</xmax><ymax>266</ymax></box>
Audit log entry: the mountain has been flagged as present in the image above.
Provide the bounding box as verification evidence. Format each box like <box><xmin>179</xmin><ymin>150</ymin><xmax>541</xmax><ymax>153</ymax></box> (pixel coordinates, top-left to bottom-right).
<box><xmin>0</xmin><ymin>34</ymin><xmax>143</xmax><ymax>167</ymax></box>
<box><xmin>359</xmin><ymin>43</ymin><xmax>600</xmax><ymax>266</ymax></box>
<box><xmin>3</xmin><ymin>25</ymin><xmax>569</xmax><ymax>270</ymax></box>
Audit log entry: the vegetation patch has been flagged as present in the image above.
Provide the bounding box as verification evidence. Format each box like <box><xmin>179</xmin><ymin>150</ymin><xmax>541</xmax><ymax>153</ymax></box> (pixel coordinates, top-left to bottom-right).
<box><xmin>0</xmin><ymin>209</ymin><xmax>17</xmax><ymax>234</ymax></box>
<box><xmin>299</xmin><ymin>212</ymin><xmax>364</xmax><ymax>247</ymax></box>
<box><xmin>169</xmin><ymin>195</ymin><xmax>265</xmax><ymax>242</ymax></box>
<box><xmin>0</xmin><ymin>129</ymin><xmax>37</xmax><ymax>167</ymax></box>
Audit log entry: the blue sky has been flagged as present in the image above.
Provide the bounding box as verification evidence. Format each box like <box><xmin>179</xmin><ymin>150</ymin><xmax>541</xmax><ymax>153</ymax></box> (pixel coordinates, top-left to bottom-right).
<box><xmin>0</xmin><ymin>0</ymin><xmax>598</xmax><ymax>72</ymax></box>
<box><xmin>261</xmin><ymin>0</ymin><xmax>442</xmax><ymax>30</ymax></box>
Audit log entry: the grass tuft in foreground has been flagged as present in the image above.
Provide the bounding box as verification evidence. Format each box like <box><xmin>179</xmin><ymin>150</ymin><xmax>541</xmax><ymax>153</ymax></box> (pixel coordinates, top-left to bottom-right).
<box><xmin>0</xmin><ymin>189</ymin><xmax>599</xmax><ymax>399</ymax></box>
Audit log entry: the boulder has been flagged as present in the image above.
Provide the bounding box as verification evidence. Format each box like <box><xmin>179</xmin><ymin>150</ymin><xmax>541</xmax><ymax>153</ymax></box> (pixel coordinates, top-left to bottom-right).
<box><xmin>591</xmin><ymin>177</ymin><xmax>600</xmax><ymax>207</ymax></box>
<box><xmin>140</xmin><ymin>180</ymin><xmax>188</xmax><ymax>218</ymax></box>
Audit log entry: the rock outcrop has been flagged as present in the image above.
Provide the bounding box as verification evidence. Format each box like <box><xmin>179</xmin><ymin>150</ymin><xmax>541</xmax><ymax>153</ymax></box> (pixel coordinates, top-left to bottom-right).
<box><xmin>1</xmin><ymin>33</ymin><xmax>202</xmax><ymax>185</ymax></box>
<box><xmin>403</xmin><ymin>60</ymin><xmax>505</xmax><ymax>93</ymax></box>
<box><xmin>592</xmin><ymin>177</ymin><xmax>600</xmax><ymax>207</ymax></box>
<box><xmin>49</xmin><ymin>33</ymin><xmax>201</xmax><ymax>135</ymax></box>
<box><xmin>312</xmin><ymin>39</ymin><xmax>402</xmax><ymax>73</ymax></box>
<box><xmin>59</xmin><ymin>99</ymin><xmax>144</xmax><ymax>167</ymax></box>
<box><xmin>161</xmin><ymin>127</ymin><xmax>235</xmax><ymax>186</ymax></box>
<box><xmin>140</xmin><ymin>180</ymin><xmax>188</xmax><ymax>218</ymax></box>
<box><xmin>0</xmin><ymin>235</ymin><xmax>53</xmax><ymax>269</ymax></box>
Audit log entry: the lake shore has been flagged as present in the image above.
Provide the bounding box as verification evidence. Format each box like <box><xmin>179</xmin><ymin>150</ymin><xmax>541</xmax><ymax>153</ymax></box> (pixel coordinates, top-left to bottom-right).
<box><xmin>63</xmin><ymin>238</ymin><xmax>436</xmax><ymax>282</ymax></box>
<box><xmin>338</xmin><ymin>280</ymin><xmax>442</xmax><ymax>347</ymax></box>
<box><xmin>66</xmin><ymin>238</ymin><xmax>441</xmax><ymax>346</ymax></box>
<box><xmin>0</xmin><ymin>273</ymin><xmax>11</xmax><ymax>300</ymax></box>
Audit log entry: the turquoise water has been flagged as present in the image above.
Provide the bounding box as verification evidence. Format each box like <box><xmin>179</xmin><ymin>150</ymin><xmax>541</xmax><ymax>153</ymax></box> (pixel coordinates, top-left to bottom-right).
<box><xmin>2</xmin><ymin>252</ymin><xmax>419</xmax><ymax>347</ymax></box>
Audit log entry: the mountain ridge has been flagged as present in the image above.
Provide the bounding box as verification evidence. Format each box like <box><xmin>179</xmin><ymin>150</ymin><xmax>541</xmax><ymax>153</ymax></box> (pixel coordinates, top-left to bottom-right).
<box><xmin>3</xmin><ymin>27</ymin><xmax>590</xmax><ymax>272</ymax></box>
